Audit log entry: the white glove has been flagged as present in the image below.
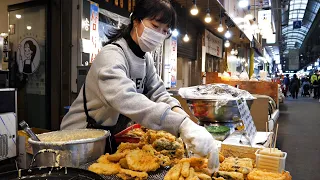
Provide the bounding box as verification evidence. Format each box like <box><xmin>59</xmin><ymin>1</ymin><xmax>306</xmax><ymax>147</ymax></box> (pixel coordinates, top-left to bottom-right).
<box><xmin>172</xmin><ymin>107</ymin><xmax>190</xmax><ymax>117</ymax></box>
<box><xmin>179</xmin><ymin>118</ymin><xmax>219</xmax><ymax>171</ymax></box>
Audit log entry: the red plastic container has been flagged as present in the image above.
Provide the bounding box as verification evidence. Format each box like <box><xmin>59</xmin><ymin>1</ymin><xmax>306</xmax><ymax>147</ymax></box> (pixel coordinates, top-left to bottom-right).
<box><xmin>114</xmin><ymin>124</ymin><xmax>142</xmax><ymax>143</ymax></box>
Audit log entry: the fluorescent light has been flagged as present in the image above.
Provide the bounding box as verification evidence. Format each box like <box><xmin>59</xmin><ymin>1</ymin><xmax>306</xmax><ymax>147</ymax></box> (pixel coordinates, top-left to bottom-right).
<box><xmin>225</xmin><ymin>30</ymin><xmax>231</xmax><ymax>39</ymax></box>
<box><xmin>183</xmin><ymin>34</ymin><xmax>190</xmax><ymax>42</ymax></box>
<box><xmin>224</xmin><ymin>40</ymin><xmax>230</xmax><ymax>48</ymax></box>
<box><xmin>172</xmin><ymin>29</ymin><xmax>179</xmax><ymax>37</ymax></box>
<box><xmin>239</xmin><ymin>0</ymin><xmax>249</xmax><ymax>8</ymax></box>
<box><xmin>217</xmin><ymin>24</ymin><xmax>224</xmax><ymax>32</ymax></box>
<box><xmin>190</xmin><ymin>4</ymin><xmax>199</xmax><ymax>16</ymax></box>
<box><xmin>16</xmin><ymin>14</ymin><xmax>21</xmax><ymax>19</ymax></box>
<box><xmin>27</xmin><ymin>26</ymin><xmax>32</xmax><ymax>30</ymax></box>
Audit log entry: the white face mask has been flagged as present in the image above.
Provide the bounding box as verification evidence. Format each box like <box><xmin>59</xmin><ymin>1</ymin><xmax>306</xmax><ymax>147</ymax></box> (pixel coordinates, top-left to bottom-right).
<box><xmin>135</xmin><ymin>20</ymin><xmax>167</xmax><ymax>52</ymax></box>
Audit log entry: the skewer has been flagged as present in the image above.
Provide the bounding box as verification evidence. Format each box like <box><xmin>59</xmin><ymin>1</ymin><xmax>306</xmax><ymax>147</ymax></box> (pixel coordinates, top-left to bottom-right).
<box><xmin>273</xmin><ymin>124</ymin><xmax>279</xmax><ymax>151</ymax></box>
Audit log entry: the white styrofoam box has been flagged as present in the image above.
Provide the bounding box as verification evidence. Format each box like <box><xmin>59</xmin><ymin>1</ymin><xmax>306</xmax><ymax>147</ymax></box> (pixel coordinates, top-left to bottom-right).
<box><xmin>0</xmin><ymin>113</ymin><xmax>17</xmax><ymax>160</ymax></box>
<box><xmin>255</xmin><ymin>149</ymin><xmax>287</xmax><ymax>173</ymax></box>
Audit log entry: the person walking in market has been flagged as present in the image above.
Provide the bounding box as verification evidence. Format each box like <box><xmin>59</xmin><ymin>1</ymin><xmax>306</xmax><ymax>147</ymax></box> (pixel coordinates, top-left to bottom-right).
<box><xmin>60</xmin><ymin>0</ymin><xmax>219</xmax><ymax>171</ymax></box>
<box><xmin>283</xmin><ymin>74</ymin><xmax>290</xmax><ymax>97</ymax></box>
<box><xmin>290</xmin><ymin>74</ymin><xmax>300</xmax><ymax>99</ymax></box>
<box><xmin>311</xmin><ymin>71</ymin><xmax>320</xmax><ymax>99</ymax></box>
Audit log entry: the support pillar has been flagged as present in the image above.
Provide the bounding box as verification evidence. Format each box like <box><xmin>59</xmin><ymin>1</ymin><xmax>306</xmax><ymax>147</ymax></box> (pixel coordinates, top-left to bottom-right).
<box><xmin>249</xmin><ymin>48</ymin><xmax>254</xmax><ymax>77</ymax></box>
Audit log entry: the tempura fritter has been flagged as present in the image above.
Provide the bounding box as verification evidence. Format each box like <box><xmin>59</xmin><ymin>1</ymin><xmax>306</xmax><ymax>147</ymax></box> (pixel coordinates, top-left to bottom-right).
<box><xmin>126</xmin><ymin>149</ymin><xmax>160</xmax><ymax>172</ymax></box>
<box><xmin>88</xmin><ymin>162</ymin><xmax>120</xmax><ymax>175</ymax></box>
<box><xmin>117</xmin><ymin>168</ymin><xmax>148</xmax><ymax>180</ymax></box>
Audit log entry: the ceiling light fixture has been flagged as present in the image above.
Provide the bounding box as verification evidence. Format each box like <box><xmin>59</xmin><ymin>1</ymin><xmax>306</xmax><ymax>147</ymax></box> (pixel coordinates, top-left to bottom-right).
<box><xmin>204</xmin><ymin>0</ymin><xmax>212</xmax><ymax>23</ymax></box>
<box><xmin>183</xmin><ymin>34</ymin><xmax>190</xmax><ymax>42</ymax></box>
<box><xmin>224</xmin><ymin>40</ymin><xmax>230</xmax><ymax>48</ymax></box>
<box><xmin>231</xmin><ymin>48</ymin><xmax>235</xmax><ymax>55</ymax></box>
<box><xmin>27</xmin><ymin>26</ymin><xmax>32</xmax><ymax>30</ymax></box>
<box><xmin>245</xmin><ymin>13</ymin><xmax>254</xmax><ymax>20</ymax></box>
<box><xmin>218</xmin><ymin>24</ymin><xmax>224</xmax><ymax>32</ymax></box>
<box><xmin>16</xmin><ymin>14</ymin><xmax>22</xmax><ymax>19</ymax></box>
<box><xmin>184</xmin><ymin>0</ymin><xmax>190</xmax><ymax>42</ymax></box>
<box><xmin>238</xmin><ymin>0</ymin><xmax>249</xmax><ymax>8</ymax></box>
<box><xmin>225</xmin><ymin>28</ymin><xmax>231</xmax><ymax>39</ymax></box>
<box><xmin>172</xmin><ymin>29</ymin><xmax>179</xmax><ymax>37</ymax></box>
<box><xmin>190</xmin><ymin>0</ymin><xmax>199</xmax><ymax>16</ymax></box>
<box><xmin>217</xmin><ymin>8</ymin><xmax>224</xmax><ymax>32</ymax></box>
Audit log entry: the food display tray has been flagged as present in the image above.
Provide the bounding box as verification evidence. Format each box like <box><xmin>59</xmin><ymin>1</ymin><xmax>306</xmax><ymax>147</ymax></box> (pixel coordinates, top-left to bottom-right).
<box><xmin>79</xmin><ymin>161</ymin><xmax>169</xmax><ymax>180</ymax></box>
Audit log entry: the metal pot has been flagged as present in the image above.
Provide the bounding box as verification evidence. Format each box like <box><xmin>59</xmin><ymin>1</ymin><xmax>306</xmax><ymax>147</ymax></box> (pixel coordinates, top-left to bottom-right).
<box><xmin>186</xmin><ymin>99</ymin><xmax>254</xmax><ymax>123</ymax></box>
<box><xmin>28</xmin><ymin>129</ymin><xmax>110</xmax><ymax>168</ymax></box>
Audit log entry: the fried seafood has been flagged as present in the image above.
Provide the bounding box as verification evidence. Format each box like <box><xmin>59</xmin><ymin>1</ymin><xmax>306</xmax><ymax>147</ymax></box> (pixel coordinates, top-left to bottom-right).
<box><xmin>214</xmin><ymin>171</ymin><xmax>244</xmax><ymax>180</ymax></box>
<box><xmin>97</xmin><ymin>153</ymin><xmax>110</xmax><ymax>164</ymax></box>
<box><xmin>107</xmin><ymin>150</ymin><xmax>130</xmax><ymax>162</ymax></box>
<box><xmin>164</xmin><ymin>163</ymin><xmax>183</xmax><ymax>180</ymax></box>
<box><xmin>119</xmin><ymin>158</ymin><xmax>129</xmax><ymax>169</ymax></box>
<box><xmin>117</xmin><ymin>142</ymin><xmax>142</xmax><ymax>153</ymax></box>
<box><xmin>219</xmin><ymin>157</ymin><xmax>254</xmax><ymax>175</ymax></box>
<box><xmin>247</xmin><ymin>169</ymin><xmax>292</xmax><ymax>180</ymax></box>
<box><xmin>88</xmin><ymin>162</ymin><xmax>121</xmax><ymax>175</ymax></box>
<box><xmin>126</xmin><ymin>149</ymin><xmax>160</xmax><ymax>172</ymax></box>
<box><xmin>117</xmin><ymin>168</ymin><xmax>148</xmax><ymax>180</ymax></box>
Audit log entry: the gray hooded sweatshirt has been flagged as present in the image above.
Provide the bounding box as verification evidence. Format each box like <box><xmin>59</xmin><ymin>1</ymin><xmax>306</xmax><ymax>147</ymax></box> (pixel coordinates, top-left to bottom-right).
<box><xmin>60</xmin><ymin>36</ymin><xmax>186</xmax><ymax>136</ymax></box>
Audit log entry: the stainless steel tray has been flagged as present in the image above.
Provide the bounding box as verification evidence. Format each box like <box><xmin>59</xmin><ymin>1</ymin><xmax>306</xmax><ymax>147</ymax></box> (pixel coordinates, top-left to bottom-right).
<box><xmin>79</xmin><ymin>161</ymin><xmax>169</xmax><ymax>180</ymax></box>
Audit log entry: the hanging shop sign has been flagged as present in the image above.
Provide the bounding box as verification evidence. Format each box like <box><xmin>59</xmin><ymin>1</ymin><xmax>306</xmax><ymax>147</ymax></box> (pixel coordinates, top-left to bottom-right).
<box><xmin>17</xmin><ymin>37</ymin><xmax>40</xmax><ymax>75</ymax></box>
<box><xmin>288</xmin><ymin>49</ymin><xmax>299</xmax><ymax>70</ymax></box>
<box><xmin>89</xmin><ymin>2</ymin><xmax>99</xmax><ymax>63</ymax></box>
<box><xmin>258</xmin><ymin>10</ymin><xmax>271</xmax><ymax>25</ymax></box>
<box><xmin>205</xmin><ymin>30</ymin><xmax>223</xmax><ymax>58</ymax></box>
<box><xmin>81</xmin><ymin>0</ymin><xmax>99</xmax><ymax>65</ymax></box>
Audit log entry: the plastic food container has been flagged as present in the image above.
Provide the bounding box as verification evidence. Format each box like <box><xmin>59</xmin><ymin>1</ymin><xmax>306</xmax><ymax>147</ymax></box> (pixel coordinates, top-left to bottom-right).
<box><xmin>114</xmin><ymin>124</ymin><xmax>142</xmax><ymax>143</ymax></box>
<box><xmin>255</xmin><ymin>149</ymin><xmax>287</xmax><ymax>173</ymax></box>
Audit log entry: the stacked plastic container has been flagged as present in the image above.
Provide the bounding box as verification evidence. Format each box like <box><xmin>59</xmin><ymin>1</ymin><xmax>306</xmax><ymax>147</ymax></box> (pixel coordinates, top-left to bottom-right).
<box><xmin>255</xmin><ymin>148</ymin><xmax>287</xmax><ymax>173</ymax></box>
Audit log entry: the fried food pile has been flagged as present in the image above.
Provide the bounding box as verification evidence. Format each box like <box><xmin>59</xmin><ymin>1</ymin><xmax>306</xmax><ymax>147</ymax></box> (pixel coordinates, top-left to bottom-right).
<box><xmin>212</xmin><ymin>157</ymin><xmax>292</xmax><ymax>180</ymax></box>
<box><xmin>89</xmin><ymin>129</ymin><xmax>186</xmax><ymax>179</ymax></box>
<box><xmin>164</xmin><ymin>157</ymin><xmax>213</xmax><ymax>180</ymax></box>
<box><xmin>247</xmin><ymin>169</ymin><xmax>292</xmax><ymax>180</ymax></box>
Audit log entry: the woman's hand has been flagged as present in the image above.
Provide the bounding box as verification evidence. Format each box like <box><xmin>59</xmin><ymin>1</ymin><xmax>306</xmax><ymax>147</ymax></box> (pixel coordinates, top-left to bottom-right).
<box><xmin>179</xmin><ymin>118</ymin><xmax>219</xmax><ymax>171</ymax></box>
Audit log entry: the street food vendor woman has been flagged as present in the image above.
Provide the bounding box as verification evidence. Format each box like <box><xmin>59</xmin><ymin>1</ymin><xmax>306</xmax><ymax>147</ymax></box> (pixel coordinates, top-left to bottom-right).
<box><xmin>61</xmin><ymin>0</ymin><xmax>219</xmax><ymax>170</ymax></box>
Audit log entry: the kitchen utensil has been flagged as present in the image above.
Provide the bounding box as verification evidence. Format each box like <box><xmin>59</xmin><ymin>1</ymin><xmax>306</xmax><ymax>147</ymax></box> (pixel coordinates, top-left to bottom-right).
<box><xmin>28</xmin><ymin>129</ymin><xmax>110</xmax><ymax>167</ymax></box>
<box><xmin>19</xmin><ymin>121</ymin><xmax>40</xmax><ymax>141</ymax></box>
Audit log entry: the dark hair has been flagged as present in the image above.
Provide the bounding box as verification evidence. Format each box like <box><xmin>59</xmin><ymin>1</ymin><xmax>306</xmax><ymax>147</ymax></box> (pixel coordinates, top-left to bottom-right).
<box><xmin>106</xmin><ymin>0</ymin><xmax>177</xmax><ymax>44</ymax></box>
<box><xmin>24</xmin><ymin>40</ymin><xmax>37</xmax><ymax>62</ymax></box>
<box><xmin>293</xmin><ymin>74</ymin><xmax>297</xmax><ymax>79</ymax></box>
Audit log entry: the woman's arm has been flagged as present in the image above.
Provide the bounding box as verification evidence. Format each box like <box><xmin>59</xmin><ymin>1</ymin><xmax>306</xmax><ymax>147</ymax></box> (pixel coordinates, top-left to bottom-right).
<box><xmin>143</xmin><ymin>54</ymin><xmax>182</xmax><ymax>109</ymax></box>
<box><xmin>95</xmin><ymin>47</ymin><xmax>185</xmax><ymax>136</ymax></box>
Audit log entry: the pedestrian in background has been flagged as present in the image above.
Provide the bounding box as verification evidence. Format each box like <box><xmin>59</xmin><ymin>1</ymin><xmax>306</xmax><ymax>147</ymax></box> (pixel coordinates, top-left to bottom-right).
<box><xmin>283</xmin><ymin>74</ymin><xmax>290</xmax><ymax>97</ymax></box>
<box><xmin>290</xmin><ymin>74</ymin><xmax>300</xmax><ymax>99</ymax></box>
<box><xmin>311</xmin><ymin>71</ymin><xmax>320</xmax><ymax>99</ymax></box>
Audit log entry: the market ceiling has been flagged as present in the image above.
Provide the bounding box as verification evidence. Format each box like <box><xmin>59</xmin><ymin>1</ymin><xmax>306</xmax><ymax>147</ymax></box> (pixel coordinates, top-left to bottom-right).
<box><xmin>281</xmin><ymin>0</ymin><xmax>320</xmax><ymax>54</ymax></box>
<box><xmin>173</xmin><ymin>0</ymin><xmax>251</xmax><ymax>45</ymax></box>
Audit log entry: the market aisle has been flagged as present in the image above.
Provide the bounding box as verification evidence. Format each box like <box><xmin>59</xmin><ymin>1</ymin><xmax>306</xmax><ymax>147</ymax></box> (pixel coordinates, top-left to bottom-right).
<box><xmin>277</xmin><ymin>97</ymin><xmax>320</xmax><ymax>179</ymax></box>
